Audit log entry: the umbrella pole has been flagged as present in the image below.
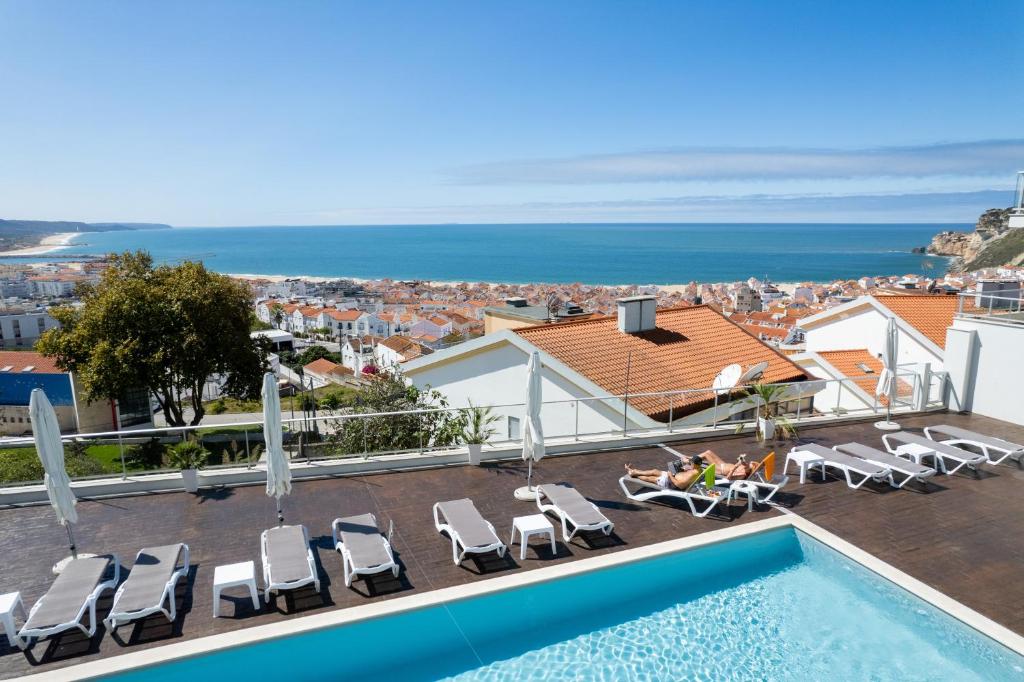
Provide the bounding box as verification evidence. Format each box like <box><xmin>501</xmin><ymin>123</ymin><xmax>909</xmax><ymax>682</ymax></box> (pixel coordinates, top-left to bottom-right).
<box><xmin>276</xmin><ymin>498</ymin><xmax>284</xmax><ymax>526</ymax></box>
<box><xmin>66</xmin><ymin>524</ymin><xmax>77</xmax><ymax>560</ymax></box>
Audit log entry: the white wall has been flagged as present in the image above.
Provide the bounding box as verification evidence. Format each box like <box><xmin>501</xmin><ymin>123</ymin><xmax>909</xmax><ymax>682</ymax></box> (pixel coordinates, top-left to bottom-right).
<box><xmin>793</xmin><ymin>358</ymin><xmax>876</xmax><ymax>416</ymax></box>
<box><xmin>804</xmin><ymin>305</ymin><xmax>944</xmax><ymax>370</ymax></box>
<box><xmin>408</xmin><ymin>342</ymin><xmax>644</xmax><ymax>439</ymax></box>
<box><xmin>945</xmin><ymin>317</ymin><xmax>1024</xmax><ymax>425</ymax></box>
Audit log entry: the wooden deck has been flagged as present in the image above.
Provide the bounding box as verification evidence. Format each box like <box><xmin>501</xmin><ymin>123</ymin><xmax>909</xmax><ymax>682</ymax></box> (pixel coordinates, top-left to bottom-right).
<box><xmin>0</xmin><ymin>411</ymin><xmax>1021</xmax><ymax>678</ymax></box>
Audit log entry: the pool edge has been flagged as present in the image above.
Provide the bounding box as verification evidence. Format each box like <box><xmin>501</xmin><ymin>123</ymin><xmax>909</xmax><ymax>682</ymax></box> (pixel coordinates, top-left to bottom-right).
<box><xmin>23</xmin><ymin>515</ymin><xmax>1024</xmax><ymax>681</ymax></box>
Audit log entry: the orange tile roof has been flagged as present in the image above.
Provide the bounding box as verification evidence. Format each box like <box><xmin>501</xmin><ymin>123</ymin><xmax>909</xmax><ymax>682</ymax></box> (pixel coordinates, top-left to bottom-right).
<box><xmin>817</xmin><ymin>349</ymin><xmax>912</xmax><ymax>406</ymax></box>
<box><xmin>0</xmin><ymin>351</ymin><xmax>63</xmax><ymax>374</ymax></box>
<box><xmin>326</xmin><ymin>309</ymin><xmax>363</xmax><ymax>322</ymax></box>
<box><xmin>515</xmin><ymin>305</ymin><xmax>807</xmax><ymax>421</ymax></box>
<box><xmin>872</xmin><ymin>295</ymin><xmax>959</xmax><ymax>349</ymax></box>
<box><xmin>380</xmin><ymin>335</ymin><xmax>434</xmax><ymax>360</ymax></box>
<box><xmin>303</xmin><ymin>358</ymin><xmax>340</xmax><ymax>375</ymax></box>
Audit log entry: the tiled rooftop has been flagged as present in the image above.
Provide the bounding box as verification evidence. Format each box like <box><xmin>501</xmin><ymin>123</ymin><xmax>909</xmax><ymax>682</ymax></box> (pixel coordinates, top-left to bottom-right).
<box><xmin>873</xmin><ymin>295</ymin><xmax>960</xmax><ymax>348</ymax></box>
<box><xmin>817</xmin><ymin>349</ymin><xmax>914</xmax><ymax>405</ymax></box>
<box><xmin>0</xmin><ymin>412</ymin><xmax>1022</xmax><ymax>679</ymax></box>
<box><xmin>515</xmin><ymin>305</ymin><xmax>807</xmax><ymax>420</ymax></box>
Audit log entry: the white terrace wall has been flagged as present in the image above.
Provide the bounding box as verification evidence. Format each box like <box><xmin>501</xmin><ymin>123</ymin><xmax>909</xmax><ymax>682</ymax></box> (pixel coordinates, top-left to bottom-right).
<box><xmin>945</xmin><ymin>317</ymin><xmax>1024</xmax><ymax>426</ymax></box>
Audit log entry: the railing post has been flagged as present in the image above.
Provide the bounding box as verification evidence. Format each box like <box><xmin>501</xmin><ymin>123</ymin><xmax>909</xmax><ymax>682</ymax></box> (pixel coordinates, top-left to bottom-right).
<box><xmin>668</xmin><ymin>393</ymin><xmax>674</xmax><ymax>433</ymax></box>
<box><xmin>796</xmin><ymin>392</ymin><xmax>802</xmax><ymax>423</ymax></box>
<box><xmin>574</xmin><ymin>400</ymin><xmax>579</xmax><ymax>441</ymax></box>
<box><xmin>117</xmin><ymin>432</ymin><xmax>127</xmax><ymax>480</ymax></box>
<box><xmin>244</xmin><ymin>427</ymin><xmax>252</xmax><ymax>468</ymax></box>
<box><xmin>418</xmin><ymin>412</ymin><xmax>424</xmax><ymax>455</ymax></box>
<box><xmin>712</xmin><ymin>390</ymin><xmax>719</xmax><ymax>429</ymax></box>
<box><xmin>361</xmin><ymin>416</ymin><xmax>368</xmax><ymax>459</ymax></box>
<box><xmin>836</xmin><ymin>379</ymin><xmax>844</xmax><ymax>415</ymax></box>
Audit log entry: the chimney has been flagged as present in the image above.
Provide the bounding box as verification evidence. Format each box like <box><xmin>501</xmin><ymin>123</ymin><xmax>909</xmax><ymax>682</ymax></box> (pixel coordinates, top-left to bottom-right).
<box><xmin>617</xmin><ymin>296</ymin><xmax>657</xmax><ymax>334</ymax></box>
<box><xmin>505</xmin><ymin>297</ymin><xmax>529</xmax><ymax>308</ymax></box>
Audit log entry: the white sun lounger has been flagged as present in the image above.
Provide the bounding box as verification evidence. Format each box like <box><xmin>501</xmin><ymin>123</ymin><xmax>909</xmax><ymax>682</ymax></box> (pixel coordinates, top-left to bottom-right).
<box><xmin>833</xmin><ymin>443</ymin><xmax>936</xmax><ymax>490</ymax></box>
<box><xmin>923</xmin><ymin>424</ymin><xmax>1024</xmax><ymax>467</ymax></box>
<box><xmin>433</xmin><ymin>498</ymin><xmax>507</xmax><ymax>565</ymax></box>
<box><xmin>332</xmin><ymin>513</ymin><xmax>400</xmax><ymax>587</ymax></box>
<box><xmin>790</xmin><ymin>444</ymin><xmax>893</xmax><ymax>490</ymax></box>
<box><xmin>618</xmin><ymin>469</ymin><xmax>726</xmax><ymax>518</ymax></box>
<box><xmin>882</xmin><ymin>431</ymin><xmax>987</xmax><ymax>476</ymax></box>
<box><xmin>537</xmin><ymin>484</ymin><xmax>614</xmax><ymax>542</ymax></box>
<box><xmin>18</xmin><ymin>554</ymin><xmax>120</xmax><ymax>647</ymax></box>
<box><xmin>261</xmin><ymin>525</ymin><xmax>320</xmax><ymax>602</ymax></box>
<box><xmin>103</xmin><ymin>544</ymin><xmax>189</xmax><ymax>632</ymax></box>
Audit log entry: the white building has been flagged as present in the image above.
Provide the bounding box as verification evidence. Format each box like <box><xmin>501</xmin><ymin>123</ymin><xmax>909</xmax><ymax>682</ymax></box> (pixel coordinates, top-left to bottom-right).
<box><xmin>403</xmin><ymin>298</ymin><xmax>812</xmax><ymax>440</ymax></box>
<box><xmin>0</xmin><ymin>308</ymin><xmax>59</xmax><ymax>349</ymax></box>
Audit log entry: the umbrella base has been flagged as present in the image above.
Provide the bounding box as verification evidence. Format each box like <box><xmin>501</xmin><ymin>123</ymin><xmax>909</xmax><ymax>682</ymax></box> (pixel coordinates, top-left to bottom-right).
<box><xmin>874</xmin><ymin>420</ymin><xmax>901</xmax><ymax>431</ymax></box>
<box><xmin>52</xmin><ymin>553</ymin><xmax>97</xmax><ymax>575</ymax></box>
<box><xmin>514</xmin><ymin>485</ymin><xmax>540</xmax><ymax>501</ymax></box>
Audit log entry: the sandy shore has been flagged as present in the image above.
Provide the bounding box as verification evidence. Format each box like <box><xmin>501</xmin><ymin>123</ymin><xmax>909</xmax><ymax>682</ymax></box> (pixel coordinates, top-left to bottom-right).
<box><xmin>0</xmin><ymin>232</ymin><xmax>79</xmax><ymax>256</ymax></box>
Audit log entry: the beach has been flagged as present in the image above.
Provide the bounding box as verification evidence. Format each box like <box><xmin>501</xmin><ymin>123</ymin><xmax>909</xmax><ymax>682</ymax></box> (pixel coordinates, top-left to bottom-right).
<box><xmin>0</xmin><ymin>232</ymin><xmax>79</xmax><ymax>256</ymax></box>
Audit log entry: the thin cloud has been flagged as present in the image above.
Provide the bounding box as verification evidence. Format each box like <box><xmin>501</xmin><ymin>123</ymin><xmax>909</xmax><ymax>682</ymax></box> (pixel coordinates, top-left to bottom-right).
<box><xmin>451</xmin><ymin>140</ymin><xmax>1024</xmax><ymax>185</ymax></box>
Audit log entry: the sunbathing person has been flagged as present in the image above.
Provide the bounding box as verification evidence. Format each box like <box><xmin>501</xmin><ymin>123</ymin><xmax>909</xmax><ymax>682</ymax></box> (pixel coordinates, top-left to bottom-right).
<box><xmin>624</xmin><ymin>451</ymin><xmax>759</xmax><ymax>489</ymax></box>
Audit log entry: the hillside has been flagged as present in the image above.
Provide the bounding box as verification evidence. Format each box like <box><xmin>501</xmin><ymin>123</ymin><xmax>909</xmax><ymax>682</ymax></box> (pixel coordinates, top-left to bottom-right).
<box><xmin>0</xmin><ymin>219</ymin><xmax>171</xmax><ymax>251</ymax></box>
<box><xmin>927</xmin><ymin>208</ymin><xmax>1021</xmax><ymax>272</ymax></box>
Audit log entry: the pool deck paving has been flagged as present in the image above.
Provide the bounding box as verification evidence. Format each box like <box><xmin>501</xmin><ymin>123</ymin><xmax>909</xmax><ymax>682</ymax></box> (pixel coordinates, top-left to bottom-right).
<box><xmin>0</xmin><ymin>411</ymin><xmax>1022</xmax><ymax>678</ymax></box>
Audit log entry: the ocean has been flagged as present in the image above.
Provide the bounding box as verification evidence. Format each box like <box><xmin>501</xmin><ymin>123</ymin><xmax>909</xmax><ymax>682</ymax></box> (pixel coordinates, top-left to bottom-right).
<box><xmin>49</xmin><ymin>223</ymin><xmax>957</xmax><ymax>284</ymax></box>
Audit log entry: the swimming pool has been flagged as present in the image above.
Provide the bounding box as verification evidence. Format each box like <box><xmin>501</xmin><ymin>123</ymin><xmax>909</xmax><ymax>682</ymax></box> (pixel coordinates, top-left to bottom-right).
<box><xmin>85</xmin><ymin>520</ymin><xmax>1024</xmax><ymax>681</ymax></box>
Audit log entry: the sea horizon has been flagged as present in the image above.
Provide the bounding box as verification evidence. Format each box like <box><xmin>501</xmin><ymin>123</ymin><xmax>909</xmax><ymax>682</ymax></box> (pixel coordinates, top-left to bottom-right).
<box><xmin>47</xmin><ymin>222</ymin><xmax>961</xmax><ymax>286</ymax></box>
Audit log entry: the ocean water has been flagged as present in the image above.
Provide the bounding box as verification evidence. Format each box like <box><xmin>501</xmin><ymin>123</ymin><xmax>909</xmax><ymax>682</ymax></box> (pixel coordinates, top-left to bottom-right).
<box><xmin>108</xmin><ymin>528</ymin><xmax>1024</xmax><ymax>681</ymax></box>
<box><xmin>50</xmin><ymin>223</ymin><xmax>957</xmax><ymax>284</ymax></box>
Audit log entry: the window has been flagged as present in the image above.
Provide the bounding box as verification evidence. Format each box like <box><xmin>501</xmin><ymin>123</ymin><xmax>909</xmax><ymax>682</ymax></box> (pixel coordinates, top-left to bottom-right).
<box><xmin>507</xmin><ymin>416</ymin><xmax>521</xmax><ymax>440</ymax></box>
<box><xmin>12</xmin><ymin>320</ymin><xmax>20</xmax><ymax>338</ymax></box>
<box><xmin>37</xmin><ymin>318</ymin><xmax>46</xmax><ymax>334</ymax></box>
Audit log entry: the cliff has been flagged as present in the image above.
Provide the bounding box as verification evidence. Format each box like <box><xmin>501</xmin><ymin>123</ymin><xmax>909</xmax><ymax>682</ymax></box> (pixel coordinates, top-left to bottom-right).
<box><xmin>926</xmin><ymin>208</ymin><xmax>1017</xmax><ymax>272</ymax></box>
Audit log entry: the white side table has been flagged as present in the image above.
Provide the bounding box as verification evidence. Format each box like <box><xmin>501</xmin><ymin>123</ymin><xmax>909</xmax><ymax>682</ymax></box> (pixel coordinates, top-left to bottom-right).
<box><xmin>213</xmin><ymin>561</ymin><xmax>260</xmax><ymax>618</ymax></box>
<box><xmin>784</xmin><ymin>450</ymin><xmax>826</xmax><ymax>484</ymax></box>
<box><xmin>727</xmin><ymin>480</ymin><xmax>760</xmax><ymax>511</ymax></box>
<box><xmin>510</xmin><ymin>514</ymin><xmax>556</xmax><ymax>561</ymax></box>
<box><xmin>893</xmin><ymin>443</ymin><xmax>942</xmax><ymax>471</ymax></box>
<box><xmin>0</xmin><ymin>591</ymin><xmax>26</xmax><ymax>649</ymax></box>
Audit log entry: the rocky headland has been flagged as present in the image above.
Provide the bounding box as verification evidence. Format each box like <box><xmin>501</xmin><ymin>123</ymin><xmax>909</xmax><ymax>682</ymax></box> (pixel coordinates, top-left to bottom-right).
<box><xmin>927</xmin><ymin>208</ymin><xmax>1022</xmax><ymax>272</ymax></box>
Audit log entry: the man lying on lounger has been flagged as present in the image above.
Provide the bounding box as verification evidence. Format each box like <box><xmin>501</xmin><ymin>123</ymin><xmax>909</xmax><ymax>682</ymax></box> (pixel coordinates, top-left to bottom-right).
<box><xmin>624</xmin><ymin>450</ymin><xmax>758</xmax><ymax>489</ymax></box>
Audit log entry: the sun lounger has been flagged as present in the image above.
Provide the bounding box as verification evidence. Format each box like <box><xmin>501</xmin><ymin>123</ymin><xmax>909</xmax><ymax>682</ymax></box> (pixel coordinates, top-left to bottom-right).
<box><xmin>833</xmin><ymin>443</ymin><xmax>936</xmax><ymax>489</ymax></box>
<box><xmin>790</xmin><ymin>443</ymin><xmax>893</xmax><ymax>490</ymax></box>
<box><xmin>103</xmin><ymin>544</ymin><xmax>189</xmax><ymax>632</ymax></box>
<box><xmin>923</xmin><ymin>424</ymin><xmax>1024</xmax><ymax>467</ymax></box>
<box><xmin>537</xmin><ymin>484</ymin><xmax>614</xmax><ymax>542</ymax></box>
<box><xmin>747</xmin><ymin>452</ymin><xmax>789</xmax><ymax>503</ymax></box>
<box><xmin>261</xmin><ymin>525</ymin><xmax>320</xmax><ymax>602</ymax></box>
<box><xmin>619</xmin><ymin>462</ymin><xmax>727</xmax><ymax>518</ymax></box>
<box><xmin>882</xmin><ymin>431</ymin><xmax>987</xmax><ymax>476</ymax></box>
<box><xmin>19</xmin><ymin>554</ymin><xmax>120</xmax><ymax>646</ymax></box>
<box><xmin>433</xmin><ymin>498</ymin><xmax>507</xmax><ymax>565</ymax></box>
<box><xmin>332</xmin><ymin>513</ymin><xmax>400</xmax><ymax>587</ymax></box>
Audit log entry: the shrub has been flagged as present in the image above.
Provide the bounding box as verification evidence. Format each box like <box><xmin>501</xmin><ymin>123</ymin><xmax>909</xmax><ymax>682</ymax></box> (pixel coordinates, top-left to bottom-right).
<box><xmin>207</xmin><ymin>399</ymin><xmax>227</xmax><ymax>415</ymax></box>
<box><xmin>168</xmin><ymin>439</ymin><xmax>210</xmax><ymax>470</ymax></box>
<box><xmin>125</xmin><ymin>438</ymin><xmax>167</xmax><ymax>470</ymax></box>
<box><xmin>0</xmin><ymin>451</ymin><xmax>43</xmax><ymax>484</ymax></box>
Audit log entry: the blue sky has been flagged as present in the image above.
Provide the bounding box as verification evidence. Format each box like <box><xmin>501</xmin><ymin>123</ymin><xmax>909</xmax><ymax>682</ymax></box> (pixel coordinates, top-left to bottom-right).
<box><xmin>1</xmin><ymin>1</ymin><xmax>1021</xmax><ymax>225</ymax></box>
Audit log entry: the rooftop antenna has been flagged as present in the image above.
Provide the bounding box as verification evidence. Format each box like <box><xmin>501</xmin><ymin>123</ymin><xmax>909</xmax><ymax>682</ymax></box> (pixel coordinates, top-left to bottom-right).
<box><xmin>712</xmin><ymin>363</ymin><xmax>742</xmax><ymax>394</ymax></box>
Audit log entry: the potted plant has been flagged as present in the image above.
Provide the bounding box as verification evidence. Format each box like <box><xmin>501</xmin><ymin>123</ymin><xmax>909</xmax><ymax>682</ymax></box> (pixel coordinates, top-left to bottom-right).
<box><xmin>460</xmin><ymin>402</ymin><xmax>499</xmax><ymax>465</ymax></box>
<box><xmin>168</xmin><ymin>439</ymin><xmax>210</xmax><ymax>493</ymax></box>
<box><xmin>745</xmin><ymin>383</ymin><xmax>797</xmax><ymax>443</ymax></box>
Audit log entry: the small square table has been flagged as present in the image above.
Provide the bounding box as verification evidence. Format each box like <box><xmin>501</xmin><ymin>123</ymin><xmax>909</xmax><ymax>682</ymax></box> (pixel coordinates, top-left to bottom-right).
<box><xmin>510</xmin><ymin>514</ymin><xmax>556</xmax><ymax>561</ymax></box>
<box><xmin>784</xmin><ymin>449</ymin><xmax>827</xmax><ymax>484</ymax></box>
<box><xmin>0</xmin><ymin>592</ymin><xmax>26</xmax><ymax>649</ymax></box>
<box><xmin>213</xmin><ymin>561</ymin><xmax>260</xmax><ymax>617</ymax></box>
<box><xmin>727</xmin><ymin>479</ymin><xmax>760</xmax><ymax>511</ymax></box>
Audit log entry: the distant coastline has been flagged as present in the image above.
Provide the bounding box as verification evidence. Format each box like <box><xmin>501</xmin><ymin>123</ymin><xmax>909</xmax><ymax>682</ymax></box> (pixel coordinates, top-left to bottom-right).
<box><xmin>0</xmin><ymin>232</ymin><xmax>81</xmax><ymax>256</ymax></box>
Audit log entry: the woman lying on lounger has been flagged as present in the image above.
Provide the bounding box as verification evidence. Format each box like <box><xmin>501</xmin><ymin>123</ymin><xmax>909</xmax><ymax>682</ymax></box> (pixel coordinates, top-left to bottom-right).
<box><xmin>624</xmin><ymin>450</ymin><xmax>758</xmax><ymax>489</ymax></box>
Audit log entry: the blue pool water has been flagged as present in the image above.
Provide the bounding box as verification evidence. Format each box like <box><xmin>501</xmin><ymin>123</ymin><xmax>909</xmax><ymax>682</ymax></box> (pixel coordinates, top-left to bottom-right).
<box><xmin>111</xmin><ymin>528</ymin><xmax>1023</xmax><ymax>681</ymax></box>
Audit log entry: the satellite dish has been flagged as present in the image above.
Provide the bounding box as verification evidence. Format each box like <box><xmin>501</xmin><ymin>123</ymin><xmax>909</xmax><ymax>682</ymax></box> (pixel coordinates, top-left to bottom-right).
<box><xmin>779</xmin><ymin>380</ymin><xmax>827</xmax><ymax>401</ymax></box>
<box><xmin>738</xmin><ymin>361</ymin><xmax>769</xmax><ymax>385</ymax></box>
<box><xmin>712</xmin><ymin>363</ymin><xmax>742</xmax><ymax>393</ymax></box>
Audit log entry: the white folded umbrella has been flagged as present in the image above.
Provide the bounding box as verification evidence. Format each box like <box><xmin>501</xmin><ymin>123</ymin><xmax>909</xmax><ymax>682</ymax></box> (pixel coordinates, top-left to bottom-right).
<box><xmin>30</xmin><ymin>388</ymin><xmax>79</xmax><ymax>558</ymax></box>
<box><xmin>874</xmin><ymin>317</ymin><xmax>900</xmax><ymax>430</ymax></box>
<box><xmin>263</xmin><ymin>372</ymin><xmax>292</xmax><ymax>524</ymax></box>
<box><xmin>516</xmin><ymin>351</ymin><xmax>546</xmax><ymax>500</ymax></box>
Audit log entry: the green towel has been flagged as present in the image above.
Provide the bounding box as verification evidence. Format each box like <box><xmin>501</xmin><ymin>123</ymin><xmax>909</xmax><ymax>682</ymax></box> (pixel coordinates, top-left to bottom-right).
<box><xmin>704</xmin><ymin>463</ymin><xmax>716</xmax><ymax>489</ymax></box>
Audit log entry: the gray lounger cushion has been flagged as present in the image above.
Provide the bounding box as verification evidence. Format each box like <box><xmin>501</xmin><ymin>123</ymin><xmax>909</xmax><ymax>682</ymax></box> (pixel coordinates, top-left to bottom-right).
<box><xmin>539</xmin><ymin>484</ymin><xmax>609</xmax><ymax>526</ymax></box>
<box><xmin>437</xmin><ymin>499</ymin><xmax>499</xmax><ymax>548</ymax></box>
<box><xmin>834</xmin><ymin>443</ymin><xmax>934</xmax><ymax>476</ymax></box>
<box><xmin>928</xmin><ymin>425</ymin><xmax>1023</xmax><ymax>453</ymax></box>
<box><xmin>23</xmin><ymin>555</ymin><xmax>115</xmax><ymax>631</ymax></box>
<box><xmin>113</xmin><ymin>544</ymin><xmax>184</xmax><ymax>614</ymax></box>
<box><xmin>797</xmin><ymin>444</ymin><xmax>889</xmax><ymax>476</ymax></box>
<box><xmin>265</xmin><ymin>525</ymin><xmax>312</xmax><ymax>584</ymax></box>
<box><xmin>889</xmin><ymin>432</ymin><xmax>984</xmax><ymax>460</ymax></box>
<box><xmin>336</xmin><ymin>514</ymin><xmax>393</xmax><ymax>568</ymax></box>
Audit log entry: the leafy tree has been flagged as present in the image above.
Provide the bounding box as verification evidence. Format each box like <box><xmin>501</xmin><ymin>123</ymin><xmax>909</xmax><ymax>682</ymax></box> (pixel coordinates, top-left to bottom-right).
<box><xmin>325</xmin><ymin>373</ymin><xmax>463</xmax><ymax>455</ymax></box>
<box><xmin>296</xmin><ymin>345</ymin><xmax>340</xmax><ymax>366</ymax></box>
<box><xmin>37</xmin><ymin>251</ymin><xmax>268</xmax><ymax>426</ymax></box>
<box><xmin>268</xmin><ymin>302</ymin><xmax>285</xmax><ymax>328</ymax></box>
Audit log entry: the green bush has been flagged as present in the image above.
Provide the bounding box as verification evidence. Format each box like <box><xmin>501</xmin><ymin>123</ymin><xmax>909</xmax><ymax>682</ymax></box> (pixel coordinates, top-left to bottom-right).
<box><xmin>207</xmin><ymin>398</ymin><xmax>227</xmax><ymax>415</ymax></box>
<box><xmin>126</xmin><ymin>438</ymin><xmax>167</xmax><ymax>470</ymax></box>
<box><xmin>167</xmin><ymin>440</ymin><xmax>210</xmax><ymax>470</ymax></box>
<box><xmin>0</xmin><ymin>451</ymin><xmax>43</xmax><ymax>484</ymax></box>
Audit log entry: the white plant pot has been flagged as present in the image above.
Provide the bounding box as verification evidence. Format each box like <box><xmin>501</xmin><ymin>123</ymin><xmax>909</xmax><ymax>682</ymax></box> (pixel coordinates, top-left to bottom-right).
<box><xmin>757</xmin><ymin>417</ymin><xmax>775</xmax><ymax>441</ymax></box>
<box><xmin>181</xmin><ymin>468</ymin><xmax>199</xmax><ymax>493</ymax></box>
<box><xmin>467</xmin><ymin>443</ymin><xmax>483</xmax><ymax>466</ymax></box>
